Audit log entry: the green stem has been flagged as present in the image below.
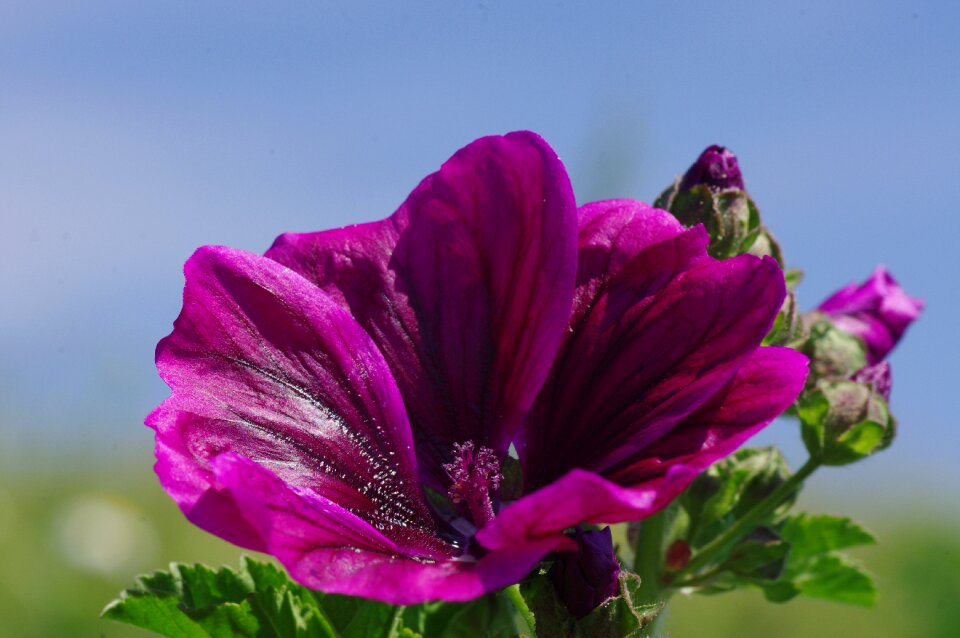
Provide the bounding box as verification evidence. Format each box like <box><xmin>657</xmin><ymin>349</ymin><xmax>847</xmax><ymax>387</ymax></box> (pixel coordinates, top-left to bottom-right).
<box><xmin>504</xmin><ymin>583</ymin><xmax>537</xmax><ymax>638</ymax></box>
<box><xmin>633</xmin><ymin>508</ymin><xmax>669</xmax><ymax>607</ymax></box>
<box><xmin>668</xmin><ymin>456</ymin><xmax>821</xmax><ymax>585</ymax></box>
<box><xmin>386</xmin><ymin>605</ymin><xmax>406</xmax><ymax>638</ymax></box>
<box><xmin>670</xmin><ymin>565</ymin><xmax>724</xmax><ymax>589</ymax></box>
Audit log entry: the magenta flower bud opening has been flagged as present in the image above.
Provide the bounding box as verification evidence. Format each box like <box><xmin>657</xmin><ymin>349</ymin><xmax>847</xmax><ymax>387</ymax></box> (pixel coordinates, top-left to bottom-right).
<box><xmin>148</xmin><ymin>132</ymin><xmax>808</xmax><ymax>605</ymax></box>
<box><xmin>818</xmin><ymin>266</ymin><xmax>924</xmax><ymax>364</ymax></box>
<box><xmin>851</xmin><ymin>361</ymin><xmax>892</xmax><ymax>401</ymax></box>
<box><xmin>678</xmin><ymin>145</ymin><xmax>745</xmax><ymax>192</ymax></box>
<box><xmin>549</xmin><ymin>527</ymin><xmax>620</xmax><ymax>618</ymax></box>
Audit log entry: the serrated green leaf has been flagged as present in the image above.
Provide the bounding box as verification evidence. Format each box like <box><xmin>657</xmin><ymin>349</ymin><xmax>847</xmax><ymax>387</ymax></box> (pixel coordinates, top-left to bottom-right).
<box><xmin>401</xmin><ymin>594</ymin><xmax>515</xmax><ymax>638</ymax></box>
<box><xmin>755</xmin><ymin>515</ymin><xmax>878</xmax><ymax>607</ymax></box>
<box><xmin>788</xmin><ymin>554</ymin><xmax>877</xmax><ymax>606</ymax></box>
<box><xmin>310</xmin><ymin>592</ymin><xmax>398</xmax><ymax>638</ymax></box>
<box><xmin>780</xmin><ymin>514</ymin><xmax>876</xmax><ymax>560</ymax></box>
<box><xmin>103</xmin><ymin>558</ymin><xmax>417</xmax><ymax>638</ymax></box>
<box><xmin>761</xmin><ymin>581</ymin><xmax>800</xmax><ymax>603</ymax></box>
<box><xmin>102</xmin><ymin>596</ymin><xmax>222</xmax><ymax>638</ymax></box>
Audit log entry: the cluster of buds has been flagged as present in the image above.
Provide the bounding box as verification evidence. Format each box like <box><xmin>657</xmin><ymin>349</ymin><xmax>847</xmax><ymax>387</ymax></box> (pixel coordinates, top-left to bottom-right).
<box><xmin>663</xmin><ymin>147</ymin><xmax>923</xmax><ymax>467</ymax></box>
<box><xmin>794</xmin><ymin>268</ymin><xmax>922</xmax><ymax>465</ymax></box>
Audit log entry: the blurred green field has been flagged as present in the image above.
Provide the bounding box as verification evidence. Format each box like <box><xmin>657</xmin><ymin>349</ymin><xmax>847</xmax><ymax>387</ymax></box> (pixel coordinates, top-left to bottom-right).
<box><xmin>1</xmin><ymin>451</ymin><xmax>957</xmax><ymax>637</ymax></box>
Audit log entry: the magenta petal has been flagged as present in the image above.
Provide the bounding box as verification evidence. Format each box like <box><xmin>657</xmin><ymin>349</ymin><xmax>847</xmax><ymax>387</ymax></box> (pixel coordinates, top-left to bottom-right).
<box><xmin>149</xmin><ymin>246</ymin><xmax>446</xmax><ymax>556</ymax></box>
<box><xmin>267</xmin><ymin>132</ymin><xmax>578</xmax><ymax>483</ymax></box>
<box><xmin>575</xmin><ymin>200</ymin><xmax>688</xmax><ymax>286</ymax></box>
<box><xmin>215</xmin><ymin>453</ymin><xmax>566</xmax><ymax>604</ymax></box>
<box><xmin>605</xmin><ymin>346</ymin><xmax>809</xmax><ymax>485</ymax></box>
<box><xmin>818</xmin><ymin>266</ymin><xmax>924</xmax><ymax>364</ymax></box>
<box><xmin>477</xmin><ymin>468</ymin><xmax>700</xmax><ymax>551</ymax></box>
<box><xmin>484</xmin><ymin>348</ymin><xmax>807</xmax><ymax>550</ymax></box>
<box><xmin>523</xmin><ymin>220</ymin><xmax>786</xmax><ymax>487</ymax></box>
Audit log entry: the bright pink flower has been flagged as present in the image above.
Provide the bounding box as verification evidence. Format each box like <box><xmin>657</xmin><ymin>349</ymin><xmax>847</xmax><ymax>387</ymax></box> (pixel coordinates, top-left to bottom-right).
<box><xmin>149</xmin><ymin>132</ymin><xmax>807</xmax><ymax>604</ymax></box>
<box><xmin>818</xmin><ymin>266</ymin><xmax>924</xmax><ymax>364</ymax></box>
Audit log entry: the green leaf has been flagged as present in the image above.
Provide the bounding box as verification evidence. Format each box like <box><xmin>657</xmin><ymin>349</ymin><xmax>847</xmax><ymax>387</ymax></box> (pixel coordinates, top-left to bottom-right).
<box><xmin>780</xmin><ymin>514</ymin><xmax>876</xmax><ymax>561</ymax></box>
<box><xmin>519</xmin><ymin>575</ymin><xmax>577</xmax><ymax>638</ymax></box>
<box><xmin>310</xmin><ymin>592</ymin><xmax>398</xmax><ymax>638</ymax></box>
<box><xmin>401</xmin><ymin>595</ymin><xmax>516</xmax><ymax>638</ymax></box>
<box><xmin>786</xmin><ymin>554</ymin><xmax>877</xmax><ymax>606</ymax></box>
<box><xmin>757</xmin><ymin>514</ymin><xmax>878</xmax><ymax>607</ymax></box>
<box><xmin>102</xmin><ymin>557</ymin><xmax>413</xmax><ymax>638</ymax></box>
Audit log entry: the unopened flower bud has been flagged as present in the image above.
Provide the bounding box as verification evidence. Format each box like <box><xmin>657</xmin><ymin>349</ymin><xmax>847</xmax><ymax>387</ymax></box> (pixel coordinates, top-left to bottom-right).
<box><xmin>655</xmin><ymin>146</ymin><xmax>781</xmax><ymax>264</ymax></box>
<box><xmin>678</xmin><ymin>145</ymin><xmax>745</xmax><ymax>192</ymax></box>
<box><xmin>549</xmin><ymin>527</ymin><xmax>620</xmax><ymax>618</ymax></box>
<box><xmin>724</xmin><ymin>526</ymin><xmax>788</xmax><ymax>581</ymax></box>
<box><xmin>799</xmin><ymin>318</ymin><xmax>867</xmax><ymax>384</ymax></box>
<box><xmin>851</xmin><ymin>361</ymin><xmax>892</xmax><ymax>401</ymax></box>
<box><xmin>664</xmin><ymin>539</ymin><xmax>692</xmax><ymax>572</ymax></box>
<box><xmin>797</xmin><ymin>377</ymin><xmax>894</xmax><ymax>466</ymax></box>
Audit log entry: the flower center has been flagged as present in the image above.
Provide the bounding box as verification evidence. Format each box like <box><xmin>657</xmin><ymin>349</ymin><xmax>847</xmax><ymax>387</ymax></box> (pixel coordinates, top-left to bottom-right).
<box><xmin>443</xmin><ymin>441</ymin><xmax>502</xmax><ymax>527</ymax></box>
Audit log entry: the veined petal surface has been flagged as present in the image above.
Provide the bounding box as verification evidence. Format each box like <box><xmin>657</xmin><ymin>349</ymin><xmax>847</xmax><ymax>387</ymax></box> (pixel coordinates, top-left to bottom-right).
<box><xmin>149</xmin><ymin>246</ymin><xmax>448</xmax><ymax>558</ymax></box>
<box><xmin>523</xmin><ymin>200</ymin><xmax>788</xmax><ymax>488</ymax></box>
<box><xmin>214</xmin><ymin>454</ymin><xmax>570</xmax><ymax>604</ymax></box>
<box><xmin>267</xmin><ymin>132</ymin><xmax>578</xmax><ymax>483</ymax></box>
<box><xmin>603</xmin><ymin>346</ymin><xmax>808</xmax><ymax>485</ymax></box>
<box><xmin>482</xmin><ymin>348</ymin><xmax>806</xmax><ymax>548</ymax></box>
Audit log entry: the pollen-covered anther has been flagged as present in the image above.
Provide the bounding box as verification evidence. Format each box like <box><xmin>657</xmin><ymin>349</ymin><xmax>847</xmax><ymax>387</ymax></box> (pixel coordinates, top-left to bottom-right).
<box><xmin>443</xmin><ymin>441</ymin><xmax>502</xmax><ymax>527</ymax></box>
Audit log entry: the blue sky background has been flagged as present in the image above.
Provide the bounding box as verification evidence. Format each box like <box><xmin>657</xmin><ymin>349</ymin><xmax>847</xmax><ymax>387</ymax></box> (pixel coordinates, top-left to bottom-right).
<box><xmin>1</xmin><ymin>1</ymin><xmax>956</xmax><ymax>511</ymax></box>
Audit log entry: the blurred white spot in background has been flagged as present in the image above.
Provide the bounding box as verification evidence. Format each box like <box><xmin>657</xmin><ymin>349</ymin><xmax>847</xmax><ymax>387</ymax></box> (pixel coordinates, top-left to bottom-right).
<box><xmin>52</xmin><ymin>495</ymin><xmax>158</xmax><ymax>576</ymax></box>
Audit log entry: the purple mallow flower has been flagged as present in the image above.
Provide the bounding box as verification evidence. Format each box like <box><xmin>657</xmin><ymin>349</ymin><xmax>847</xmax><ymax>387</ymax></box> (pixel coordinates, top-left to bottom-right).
<box><xmin>149</xmin><ymin>132</ymin><xmax>808</xmax><ymax>605</ymax></box>
<box><xmin>818</xmin><ymin>266</ymin><xmax>924</xmax><ymax>364</ymax></box>
<box><xmin>678</xmin><ymin>144</ymin><xmax>745</xmax><ymax>192</ymax></box>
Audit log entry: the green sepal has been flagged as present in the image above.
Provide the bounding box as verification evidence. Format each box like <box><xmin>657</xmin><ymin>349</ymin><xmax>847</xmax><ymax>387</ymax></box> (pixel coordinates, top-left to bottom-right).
<box><xmin>783</xmin><ymin>268</ymin><xmax>804</xmax><ymax>290</ymax></box>
<box><xmin>797</xmin><ymin>380</ymin><xmax>893</xmax><ymax>466</ymax></box>
<box><xmin>577</xmin><ymin>573</ymin><xmax>662</xmax><ymax>638</ymax></box>
<box><xmin>722</xmin><ymin>526</ymin><xmax>789</xmax><ymax>580</ymax></box>
<box><xmin>763</xmin><ymin>292</ymin><xmax>803</xmax><ymax>346</ymax></box>
<box><xmin>517</xmin><ymin>571</ymin><xmax>664</xmax><ymax>638</ymax></box>
<box><xmin>800</xmin><ymin>319</ymin><xmax>868</xmax><ymax>383</ymax></box>
<box><xmin>681</xmin><ymin>447</ymin><xmax>793</xmax><ymax>550</ymax></box>
<box><xmin>797</xmin><ymin>389</ymin><xmax>831</xmax><ymax>459</ymax></box>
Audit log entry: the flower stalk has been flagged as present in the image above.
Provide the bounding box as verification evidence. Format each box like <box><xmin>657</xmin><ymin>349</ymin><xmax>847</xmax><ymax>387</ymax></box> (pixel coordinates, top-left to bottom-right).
<box><xmin>665</xmin><ymin>456</ymin><xmax>822</xmax><ymax>586</ymax></box>
<box><xmin>505</xmin><ymin>584</ymin><xmax>537</xmax><ymax>637</ymax></box>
